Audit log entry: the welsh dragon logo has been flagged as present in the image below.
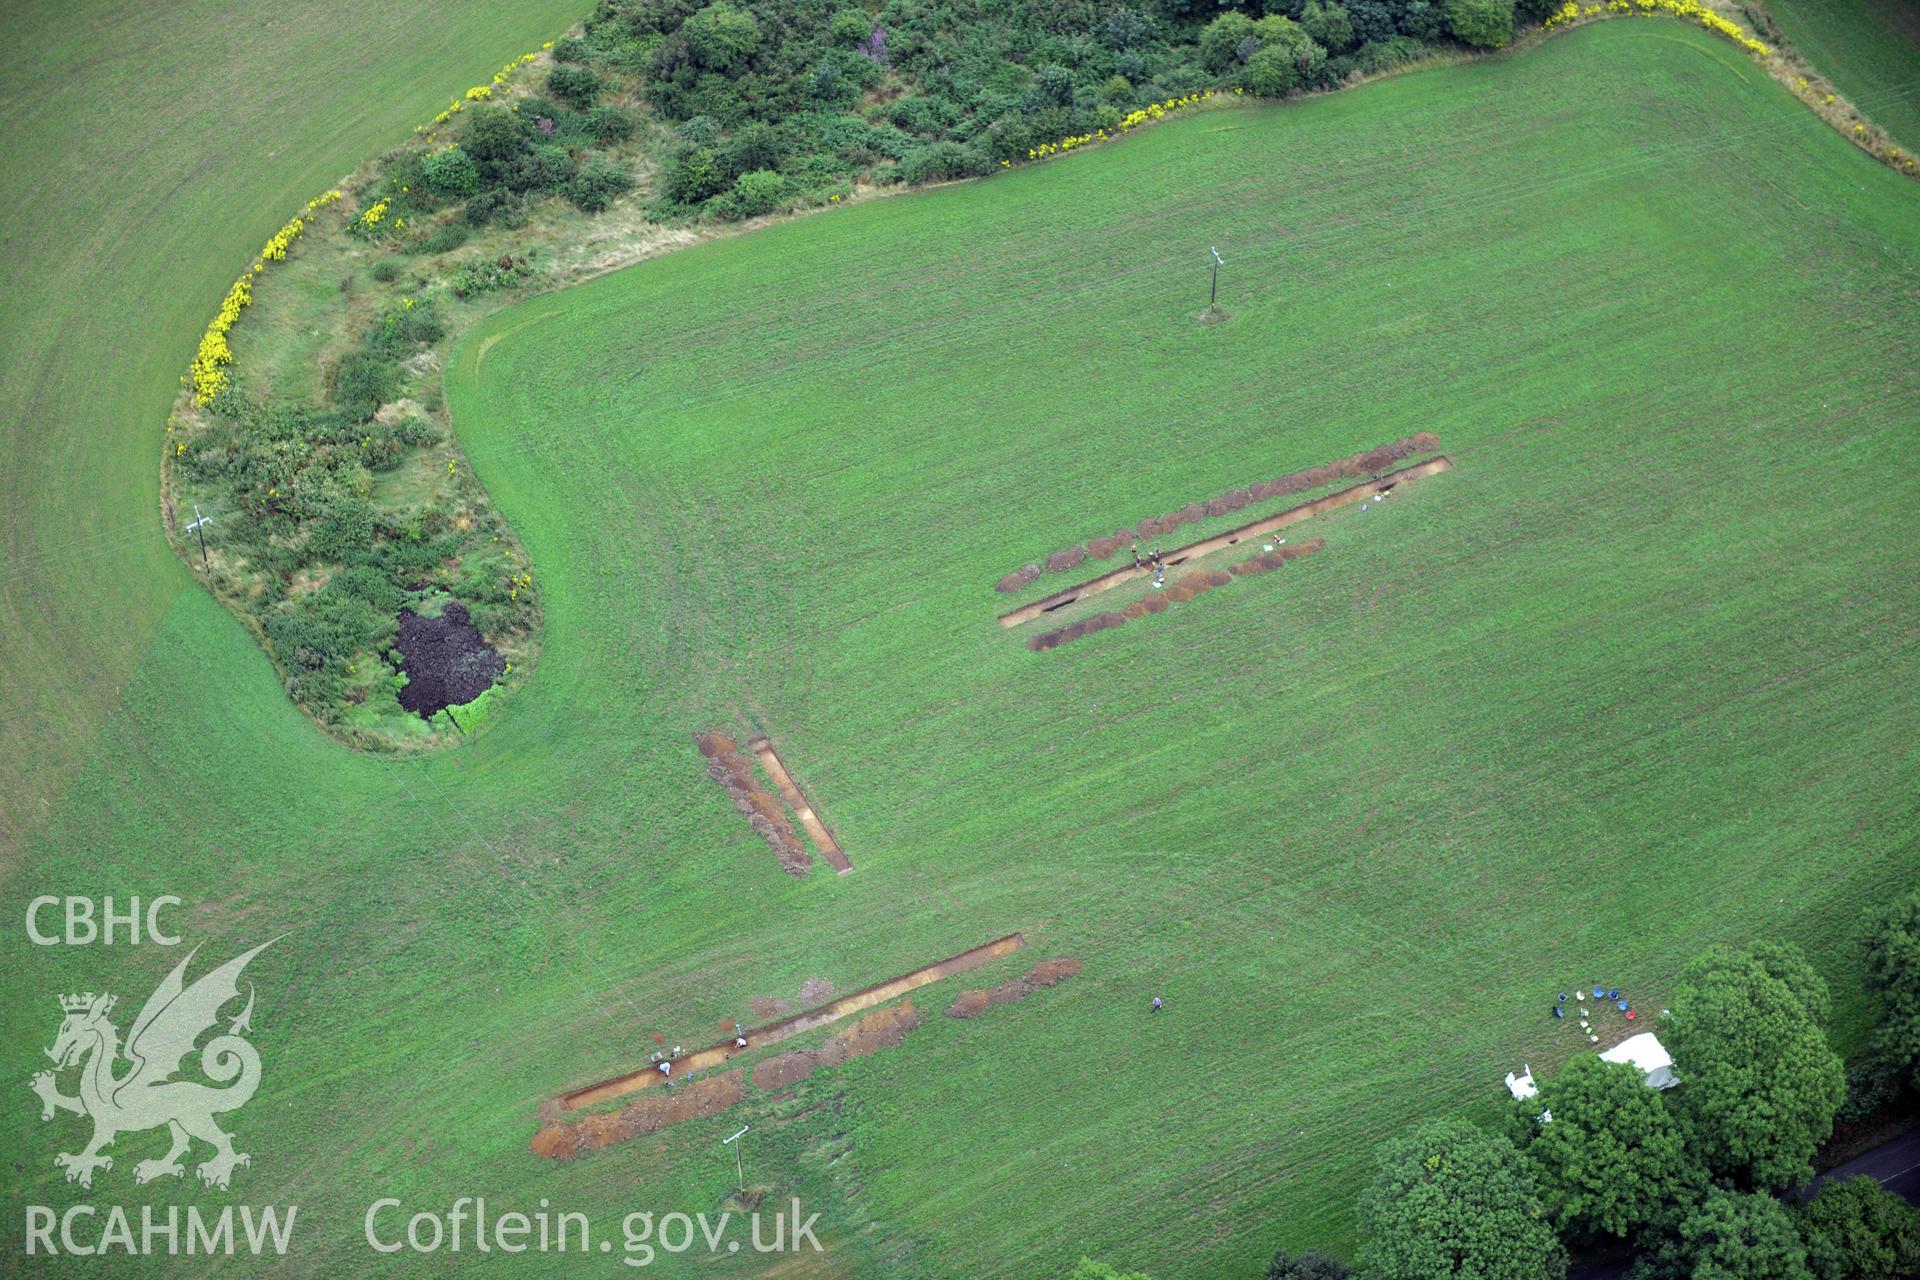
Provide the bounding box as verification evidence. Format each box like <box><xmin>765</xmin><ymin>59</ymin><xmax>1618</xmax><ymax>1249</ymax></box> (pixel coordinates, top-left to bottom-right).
<box><xmin>30</xmin><ymin>941</ymin><xmax>273</xmax><ymax>1190</ymax></box>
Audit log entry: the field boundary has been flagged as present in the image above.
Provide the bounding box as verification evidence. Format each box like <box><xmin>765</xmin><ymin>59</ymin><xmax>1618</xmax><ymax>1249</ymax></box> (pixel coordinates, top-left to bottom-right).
<box><xmin>999</xmin><ymin>457</ymin><xmax>1452</xmax><ymax>628</ymax></box>
<box><xmin>556</xmin><ymin>932</ymin><xmax>1026</xmax><ymax>1110</ymax></box>
<box><xmin>748</xmin><ymin>736</ymin><xmax>852</xmax><ymax>874</ymax></box>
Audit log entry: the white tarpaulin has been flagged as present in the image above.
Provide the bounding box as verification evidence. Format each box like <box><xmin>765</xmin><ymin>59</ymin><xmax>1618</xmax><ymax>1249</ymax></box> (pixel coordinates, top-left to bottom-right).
<box><xmin>1599</xmin><ymin>1031</ymin><xmax>1677</xmax><ymax>1089</ymax></box>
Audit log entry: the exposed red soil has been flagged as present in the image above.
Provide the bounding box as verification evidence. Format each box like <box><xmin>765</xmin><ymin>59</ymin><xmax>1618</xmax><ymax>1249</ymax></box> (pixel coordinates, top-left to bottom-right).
<box><xmin>535</xmin><ymin>1002</ymin><xmax>931</xmax><ymax>1158</ymax></box>
<box><xmin>749</xmin><ymin>737</ymin><xmax>852</xmax><ymax>874</ymax></box>
<box><xmin>946</xmin><ymin>990</ymin><xmax>991</xmax><ymax>1018</ymax></box>
<box><xmin>697</xmin><ymin>732</ymin><xmax>812</xmax><ymax>876</ymax></box>
<box><xmin>1003</xmin><ymin>433</ymin><xmax>1439</xmax><ymax>589</ymax></box>
<box><xmin>1234</xmin><ymin>537</ymin><xmax>1326</xmax><ymax>575</ymax></box>
<box><xmin>752</xmin><ymin>1001</ymin><xmax>921</xmax><ymax>1087</ymax></box>
<box><xmin>752</xmin><ymin>1051</ymin><xmax>817</xmax><ymax>1090</ymax></box>
<box><xmin>1025</xmin><ymin>536</ymin><xmax>1327</xmax><ymax>652</ymax></box>
<box><xmin>556</xmin><ymin>933</ymin><xmax>1025</xmax><ymax>1111</ymax></box>
<box><xmin>531</xmin><ymin>1071</ymin><xmax>746</xmax><ymax>1161</ymax></box>
<box><xmin>1028</xmin><ymin>957</ymin><xmax>1082</xmax><ymax>985</ymax></box>
<box><xmin>995</xmin><ymin>565</ymin><xmax>1043</xmax><ymax>593</ymax></box>
<box><xmin>946</xmin><ymin>957</ymin><xmax>1081</xmax><ymax>1018</ymax></box>
<box><xmin>1004</xmin><ymin>455</ymin><xmax>1450</xmax><ymax>630</ymax></box>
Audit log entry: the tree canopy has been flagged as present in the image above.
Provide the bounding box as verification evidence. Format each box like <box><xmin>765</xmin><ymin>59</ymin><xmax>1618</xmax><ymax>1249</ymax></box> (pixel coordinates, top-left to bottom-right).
<box><xmin>1635</xmin><ymin>1189</ymin><xmax>1813</xmax><ymax>1280</ymax></box>
<box><xmin>1863</xmin><ymin>890</ymin><xmax>1920</xmax><ymax>1087</ymax></box>
<box><xmin>1797</xmin><ymin>1175</ymin><xmax>1920</xmax><ymax>1280</ymax></box>
<box><xmin>1666</xmin><ymin>942</ymin><xmax>1846</xmax><ymax>1188</ymax></box>
<box><xmin>1512</xmin><ymin>1055</ymin><xmax>1707</xmax><ymax>1243</ymax></box>
<box><xmin>1356</xmin><ymin>1116</ymin><xmax>1567</xmax><ymax>1280</ymax></box>
<box><xmin>1265</xmin><ymin>1247</ymin><xmax>1349</xmax><ymax>1280</ymax></box>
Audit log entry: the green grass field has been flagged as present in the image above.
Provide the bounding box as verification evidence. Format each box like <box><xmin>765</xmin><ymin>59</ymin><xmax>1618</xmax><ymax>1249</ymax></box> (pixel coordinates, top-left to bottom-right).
<box><xmin>4</xmin><ymin>12</ymin><xmax>1919</xmax><ymax>1280</ymax></box>
<box><xmin>1763</xmin><ymin>0</ymin><xmax>1920</xmax><ymax>145</ymax></box>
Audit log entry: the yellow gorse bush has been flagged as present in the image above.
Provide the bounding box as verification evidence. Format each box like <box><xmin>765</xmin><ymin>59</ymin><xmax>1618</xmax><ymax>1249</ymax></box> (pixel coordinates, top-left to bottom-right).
<box><xmin>353</xmin><ymin>199</ymin><xmax>391</xmax><ymax>235</ymax></box>
<box><xmin>428</xmin><ymin>50</ymin><xmax>545</xmax><ymax>128</ymax></box>
<box><xmin>1543</xmin><ymin>0</ymin><xmax>1770</xmax><ymax>58</ymax></box>
<box><xmin>186</xmin><ymin>190</ymin><xmax>346</xmax><ymax>403</ymax></box>
<box><xmin>187</xmin><ymin>48</ymin><xmax>551</xmax><ymax>405</ymax></box>
<box><xmin>1020</xmin><ymin>91</ymin><xmax>1215</xmax><ymax>164</ymax></box>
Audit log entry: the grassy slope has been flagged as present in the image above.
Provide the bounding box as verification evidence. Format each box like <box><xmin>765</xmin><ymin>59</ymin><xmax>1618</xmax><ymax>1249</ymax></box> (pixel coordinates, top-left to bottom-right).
<box><xmin>1763</xmin><ymin>0</ymin><xmax>1920</xmax><ymax>145</ymax></box>
<box><xmin>1</xmin><ymin>16</ymin><xmax>1915</xmax><ymax>1280</ymax></box>
<box><xmin>0</xmin><ymin>0</ymin><xmax>590</xmax><ymax>856</ymax></box>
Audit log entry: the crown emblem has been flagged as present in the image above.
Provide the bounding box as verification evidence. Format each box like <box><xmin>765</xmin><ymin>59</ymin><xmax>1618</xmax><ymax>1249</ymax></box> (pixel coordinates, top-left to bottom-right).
<box><xmin>59</xmin><ymin>992</ymin><xmax>112</xmax><ymax>1015</ymax></box>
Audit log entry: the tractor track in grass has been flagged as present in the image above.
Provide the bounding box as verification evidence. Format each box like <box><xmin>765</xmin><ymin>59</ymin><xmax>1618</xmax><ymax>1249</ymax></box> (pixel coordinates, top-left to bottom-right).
<box><xmin>999</xmin><ymin>456</ymin><xmax>1453</xmax><ymax>628</ymax></box>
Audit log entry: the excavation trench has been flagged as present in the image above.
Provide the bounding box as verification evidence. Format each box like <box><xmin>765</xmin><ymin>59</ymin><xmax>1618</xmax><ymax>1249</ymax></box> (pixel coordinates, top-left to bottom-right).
<box><xmin>556</xmin><ymin>932</ymin><xmax>1026</xmax><ymax>1111</ymax></box>
<box><xmin>748</xmin><ymin>737</ymin><xmax>851</xmax><ymax>874</ymax></box>
<box><xmin>997</xmin><ymin>456</ymin><xmax>1452</xmax><ymax>628</ymax></box>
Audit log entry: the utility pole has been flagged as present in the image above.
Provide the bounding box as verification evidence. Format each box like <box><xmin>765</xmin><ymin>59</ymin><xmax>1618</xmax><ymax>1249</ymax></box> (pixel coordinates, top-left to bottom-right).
<box><xmin>722</xmin><ymin>1124</ymin><xmax>749</xmax><ymax>1191</ymax></box>
<box><xmin>1208</xmin><ymin>246</ymin><xmax>1224</xmax><ymax>312</ymax></box>
<box><xmin>185</xmin><ymin>504</ymin><xmax>215</xmax><ymax>573</ymax></box>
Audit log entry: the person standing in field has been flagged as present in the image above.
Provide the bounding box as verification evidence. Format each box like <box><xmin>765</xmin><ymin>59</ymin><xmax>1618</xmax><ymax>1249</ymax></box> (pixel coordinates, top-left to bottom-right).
<box><xmin>1152</xmin><ymin>997</ymin><xmax>1162</xmax><ymax>1013</ymax></box>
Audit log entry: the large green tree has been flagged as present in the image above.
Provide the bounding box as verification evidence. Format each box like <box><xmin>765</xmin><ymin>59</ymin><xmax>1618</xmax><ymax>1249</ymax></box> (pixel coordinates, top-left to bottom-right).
<box><xmin>1356</xmin><ymin>1117</ymin><xmax>1567</xmax><ymax>1280</ymax></box>
<box><xmin>1511</xmin><ymin>1055</ymin><xmax>1707</xmax><ymax>1242</ymax></box>
<box><xmin>1636</xmin><ymin>1189</ymin><xmax>1813</xmax><ymax>1280</ymax></box>
<box><xmin>1797</xmin><ymin>1175</ymin><xmax>1920</xmax><ymax>1280</ymax></box>
<box><xmin>1863</xmin><ymin>890</ymin><xmax>1920</xmax><ymax>1087</ymax></box>
<box><xmin>1666</xmin><ymin>942</ymin><xmax>1846</xmax><ymax>1188</ymax></box>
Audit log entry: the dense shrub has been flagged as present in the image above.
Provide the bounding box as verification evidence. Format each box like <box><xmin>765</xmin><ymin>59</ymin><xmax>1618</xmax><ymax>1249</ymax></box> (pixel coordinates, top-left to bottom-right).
<box><xmin>462</xmin><ymin>188</ymin><xmax>530</xmax><ymax>228</ymax></box>
<box><xmin>1446</xmin><ymin>0</ymin><xmax>1515</xmax><ymax>46</ymax></box>
<box><xmin>724</xmin><ymin>168</ymin><xmax>785</xmax><ymax>217</ymax></box>
<box><xmin>682</xmin><ymin>2</ymin><xmax>760</xmax><ymax>71</ymax></box>
<box><xmin>1301</xmin><ymin>0</ymin><xmax>1356</xmax><ymax>52</ymax></box>
<box><xmin>663</xmin><ymin>146</ymin><xmax>727</xmax><ymax>203</ymax></box>
<box><xmin>450</xmin><ymin>255</ymin><xmax>534</xmax><ymax>298</ymax></box>
<box><xmin>897</xmin><ymin>140</ymin><xmax>992</xmax><ymax>185</ymax></box>
<box><xmin>369</xmin><ymin>258</ymin><xmax>403</xmax><ymax>283</ymax></box>
<box><xmin>584</xmin><ymin>105</ymin><xmax>636</xmax><ymax>143</ymax></box>
<box><xmin>1243</xmin><ymin>31</ymin><xmax>1327</xmax><ymax>95</ymax></box>
<box><xmin>330</xmin><ymin>352</ymin><xmax>398</xmax><ymax>420</ymax></box>
<box><xmin>546</xmin><ymin>65</ymin><xmax>604</xmax><ymax>108</ymax></box>
<box><xmin>365</xmin><ymin>299</ymin><xmax>446</xmax><ymax>359</ymax></box>
<box><xmin>568</xmin><ymin>156</ymin><xmax>634</xmax><ymax>212</ymax></box>
<box><xmin>406</xmin><ymin>222</ymin><xmax>471</xmax><ymax>256</ymax></box>
<box><xmin>826</xmin><ymin>8</ymin><xmax>871</xmax><ymax>44</ymax></box>
<box><xmin>1199</xmin><ymin>12</ymin><xmax>1260</xmax><ymax>72</ymax></box>
<box><xmin>421</xmin><ymin>145</ymin><xmax>479</xmax><ymax>197</ymax></box>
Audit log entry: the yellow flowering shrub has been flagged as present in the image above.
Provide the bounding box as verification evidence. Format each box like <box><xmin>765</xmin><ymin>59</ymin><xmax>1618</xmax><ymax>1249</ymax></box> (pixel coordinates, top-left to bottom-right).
<box><xmin>1543</xmin><ymin>0</ymin><xmax>1770</xmax><ymax>58</ymax></box>
<box><xmin>1020</xmin><ymin>92</ymin><xmax>1215</xmax><ymax>165</ymax></box>
<box><xmin>352</xmin><ymin>199</ymin><xmax>391</xmax><ymax>236</ymax></box>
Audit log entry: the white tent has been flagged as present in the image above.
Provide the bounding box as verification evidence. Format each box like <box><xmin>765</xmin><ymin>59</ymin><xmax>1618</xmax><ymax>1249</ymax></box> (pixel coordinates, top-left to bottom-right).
<box><xmin>1599</xmin><ymin>1031</ymin><xmax>1677</xmax><ymax>1089</ymax></box>
<box><xmin>1504</xmin><ymin>1065</ymin><xmax>1538</xmax><ymax>1100</ymax></box>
